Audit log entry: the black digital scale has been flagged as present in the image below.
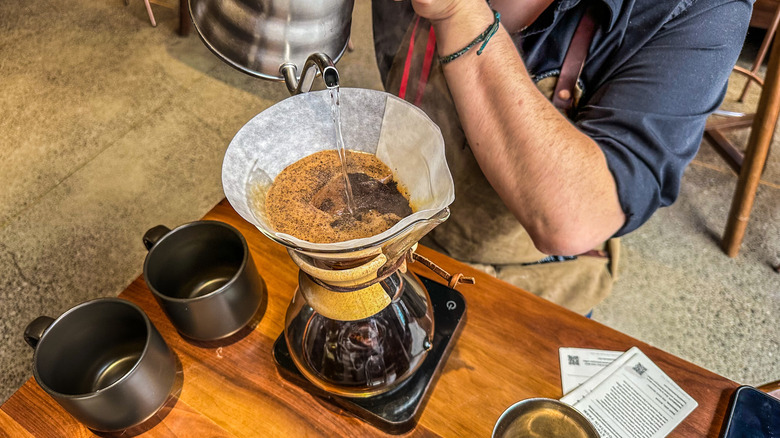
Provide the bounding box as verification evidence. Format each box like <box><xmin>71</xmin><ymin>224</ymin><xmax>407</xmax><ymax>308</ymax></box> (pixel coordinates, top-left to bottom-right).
<box><xmin>273</xmin><ymin>276</ymin><xmax>467</xmax><ymax>434</ymax></box>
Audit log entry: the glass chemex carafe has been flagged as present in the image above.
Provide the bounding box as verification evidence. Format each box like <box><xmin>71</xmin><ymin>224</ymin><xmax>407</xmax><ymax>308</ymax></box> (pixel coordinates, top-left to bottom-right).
<box><xmin>281</xmin><ymin>210</ymin><xmax>450</xmax><ymax>397</ymax></box>
<box><xmin>222</xmin><ymin>88</ymin><xmax>457</xmax><ymax>397</ymax></box>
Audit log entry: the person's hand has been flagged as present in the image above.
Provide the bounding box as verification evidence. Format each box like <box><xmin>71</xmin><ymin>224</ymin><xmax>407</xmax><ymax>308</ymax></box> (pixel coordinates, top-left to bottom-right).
<box><xmin>404</xmin><ymin>0</ymin><xmax>557</xmax><ymax>35</ymax></box>
<box><xmin>399</xmin><ymin>0</ymin><xmax>494</xmax><ymax>56</ymax></box>
<box><xmin>399</xmin><ymin>0</ymin><xmax>470</xmax><ymax>23</ymax></box>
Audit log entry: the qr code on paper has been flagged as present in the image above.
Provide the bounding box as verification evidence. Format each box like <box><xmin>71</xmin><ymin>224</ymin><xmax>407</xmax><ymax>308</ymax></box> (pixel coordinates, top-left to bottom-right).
<box><xmin>633</xmin><ymin>362</ymin><xmax>648</xmax><ymax>376</ymax></box>
<box><xmin>568</xmin><ymin>355</ymin><xmax>580</xmax><ymax>366</ymax></box>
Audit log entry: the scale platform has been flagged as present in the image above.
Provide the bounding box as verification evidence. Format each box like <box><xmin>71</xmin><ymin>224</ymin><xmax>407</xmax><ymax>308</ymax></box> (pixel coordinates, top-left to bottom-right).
<box><xmin>272</xmin><ymin>276</ymin><xmax>467</xmax><ymax>434</ymax></box>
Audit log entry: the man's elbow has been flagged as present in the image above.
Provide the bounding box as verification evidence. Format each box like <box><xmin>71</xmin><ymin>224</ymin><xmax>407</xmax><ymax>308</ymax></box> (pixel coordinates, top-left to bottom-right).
<box><xmin>530</xmin><ymin>232</ymin><xmax>602</xmax><ymax>256</ymax></box>
<box><xmin>526</xmin><ymin>216</ymin><xmax>624</xmax><ymax>256</ymax></box>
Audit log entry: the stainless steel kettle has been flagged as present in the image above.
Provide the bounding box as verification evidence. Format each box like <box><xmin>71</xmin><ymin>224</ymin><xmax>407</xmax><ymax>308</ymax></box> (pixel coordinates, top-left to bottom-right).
<box><xmin>189</xmin><ymin>0</ymin><xmax>354</xmax><ymax>94</ymax></box>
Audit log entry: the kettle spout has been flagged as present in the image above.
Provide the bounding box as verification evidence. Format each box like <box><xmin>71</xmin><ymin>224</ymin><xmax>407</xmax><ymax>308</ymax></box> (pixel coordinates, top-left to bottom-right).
<box><xmin>280</xmin><ymin>53</ymin><xmax>340</xmax><ymax>95</ymax></box>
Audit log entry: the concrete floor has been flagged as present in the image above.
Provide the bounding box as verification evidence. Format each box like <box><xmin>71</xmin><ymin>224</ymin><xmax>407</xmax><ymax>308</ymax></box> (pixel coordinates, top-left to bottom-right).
<box><xmin>0</xmin><ymin>0</ymin><xmax>778</xmax><ymax>405</ymax></box>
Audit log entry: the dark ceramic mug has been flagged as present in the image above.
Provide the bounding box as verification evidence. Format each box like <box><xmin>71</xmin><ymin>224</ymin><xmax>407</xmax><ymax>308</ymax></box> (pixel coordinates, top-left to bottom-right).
<box><xmin>142</xmin><ymin>220</ymin><xmax>265</xmax><ymax>341</ymax></box>
<box><xmin>24</xmin><ymin>298</ymin><xmax>177</xmax><ymax>432</ymax></box>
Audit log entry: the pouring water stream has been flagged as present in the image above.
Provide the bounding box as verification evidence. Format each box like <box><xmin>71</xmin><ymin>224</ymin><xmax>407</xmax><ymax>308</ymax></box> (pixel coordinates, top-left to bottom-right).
<box><xmin>328</xmin><ymin>84</ymin><xmax>356</xmax><ymax>214</ymax></box>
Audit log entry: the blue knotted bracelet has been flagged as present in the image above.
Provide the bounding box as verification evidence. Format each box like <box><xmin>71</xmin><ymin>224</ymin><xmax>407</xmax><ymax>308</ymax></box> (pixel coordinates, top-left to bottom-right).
<box><xmin>438</xmin><ymin>10</ymin><xmax>501</xmax><ymax>65</ymax></box>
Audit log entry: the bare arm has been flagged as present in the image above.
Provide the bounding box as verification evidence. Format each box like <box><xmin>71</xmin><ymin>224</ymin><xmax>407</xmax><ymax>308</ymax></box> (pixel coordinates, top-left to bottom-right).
<box><xmin>414</xmin><ymin>0</ymin><xmax>625</xmax><ymax>255</ymax></box>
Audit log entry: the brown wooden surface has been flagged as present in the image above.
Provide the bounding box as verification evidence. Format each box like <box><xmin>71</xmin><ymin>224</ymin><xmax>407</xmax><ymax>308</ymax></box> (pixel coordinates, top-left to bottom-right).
<box><xmin>751</xmin><ymin>0</ymin><xmax>780</xmax><ymax>29</ymax></box>
<box><xmin>0</xmin><ymin>409</ymin><xmax>33</xmax><ymax>438</ymax></box>
<box><xmin>1</xmin><ymin>199</ymin><xmax>739</xmax><ymax>437</ymax></box>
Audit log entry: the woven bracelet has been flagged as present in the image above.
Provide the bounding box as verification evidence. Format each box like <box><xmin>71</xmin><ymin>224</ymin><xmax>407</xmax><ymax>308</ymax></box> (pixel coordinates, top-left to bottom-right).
<box><xmin>439</xmin><ymin>10</ymin><xmax>501</xmax><ymax>65</ymax></box>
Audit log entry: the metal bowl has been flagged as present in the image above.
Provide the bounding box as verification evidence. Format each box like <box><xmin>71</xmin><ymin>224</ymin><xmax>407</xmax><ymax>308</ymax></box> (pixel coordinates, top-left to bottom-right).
<box><xmin>492</xmin><ymin>398</ymin><xmax>599</xmax><ymax>438</ymax></box>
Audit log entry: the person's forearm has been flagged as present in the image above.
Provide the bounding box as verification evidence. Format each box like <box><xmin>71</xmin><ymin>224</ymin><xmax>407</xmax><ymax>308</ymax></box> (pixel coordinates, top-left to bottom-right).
<box><xmin>430</xmin><ymin>0</ymin><xmax>625</xmax><ymax>255</ymax></box>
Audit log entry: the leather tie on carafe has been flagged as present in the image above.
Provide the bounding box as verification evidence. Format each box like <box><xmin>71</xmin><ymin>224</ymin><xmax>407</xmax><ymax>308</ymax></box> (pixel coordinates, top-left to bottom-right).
<box><xmin>404</xmin><ymin>244</ymin><xmax>476</xmax><ymax>289</ymax></box>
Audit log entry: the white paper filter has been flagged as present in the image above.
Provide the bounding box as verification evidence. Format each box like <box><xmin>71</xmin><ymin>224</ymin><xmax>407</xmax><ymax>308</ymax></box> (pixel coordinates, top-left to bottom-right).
<box><xmin>221</xmin><ymin>88</ymin><xmax>455</xmax><ymax>250</ymax></box>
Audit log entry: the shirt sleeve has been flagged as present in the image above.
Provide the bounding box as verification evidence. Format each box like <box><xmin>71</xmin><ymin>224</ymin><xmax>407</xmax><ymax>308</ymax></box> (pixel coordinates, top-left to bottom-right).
<box><xmin>575</xmin><ymin>0</ymin><xmax>752</xmax><ymax>236</ymax></box>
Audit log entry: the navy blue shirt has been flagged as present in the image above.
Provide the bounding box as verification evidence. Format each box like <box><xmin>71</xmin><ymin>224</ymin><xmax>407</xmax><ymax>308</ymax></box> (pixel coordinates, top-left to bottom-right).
<box><xmin>372</xmin><ymin>0</ymin><xmax>752</xmax><ymax>236</ymax></box>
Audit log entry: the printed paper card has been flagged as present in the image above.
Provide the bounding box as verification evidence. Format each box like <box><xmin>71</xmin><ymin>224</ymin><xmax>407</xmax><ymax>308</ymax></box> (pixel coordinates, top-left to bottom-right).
<box><xmin>559</xmin><ymin>347</ymin><xmax>624</xmax><ymax>395</ymax></box>
<box><xmin>560</xmin><ymin>347</ymin><xmax>698</xmax><ymax>438</ymax></box>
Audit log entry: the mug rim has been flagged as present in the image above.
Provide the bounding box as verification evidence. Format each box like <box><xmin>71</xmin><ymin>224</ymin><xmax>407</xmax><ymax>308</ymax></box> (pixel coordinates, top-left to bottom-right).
<box><xmin>492</xmin><ymin>397</ymin><xmax>599</xmax><ymax>438</ymax></box>
<box><xmin>142</xmin><ymin>220</ymin><xmax>250</xmax><ymax>303</ymax></box>
<box><xmin>31</xmin><ymin>298</ymin><xmax>153</xmax><ymax>400</ymax></box>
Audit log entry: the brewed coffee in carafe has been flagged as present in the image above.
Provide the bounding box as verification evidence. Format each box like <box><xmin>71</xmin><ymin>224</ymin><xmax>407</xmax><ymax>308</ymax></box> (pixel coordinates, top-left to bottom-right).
<box><xmin>222</xmin><ymin>88</ymin><xmax>455</xmax><ymax>398</ymax></box>
<box><xmin>284</xmin><ymin>269</ymin><xmax>434</xmax><ymax>397</ymax></box>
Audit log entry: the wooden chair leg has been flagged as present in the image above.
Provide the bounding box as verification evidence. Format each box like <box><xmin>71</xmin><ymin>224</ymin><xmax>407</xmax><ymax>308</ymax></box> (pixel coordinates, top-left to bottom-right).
<box><xmin>722</xmin><ymin>27</ymin><xmax>780</xmax><ymax>257</ymax></box>
<box><xmin>144</xmin><ymin>0</ymin><xmax>157</xmax><ymax>27</ymax></box>
<box><xmin>179</xmin><ymin>0</ymin><xmax>191</xmax><ymax>36</ymax></box>
<box><xmin>703</xmin><ymin>114</ymin><xmax>755</xmax><ymax>173</ymax></box>
<box><xmin>738</xmin><ymin>5</ymin><xmax>780</xmax><ymax>102</ymax></box>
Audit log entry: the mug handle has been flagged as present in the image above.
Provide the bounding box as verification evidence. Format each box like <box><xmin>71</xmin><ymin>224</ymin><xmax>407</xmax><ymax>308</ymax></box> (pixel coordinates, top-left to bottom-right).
<box><xmin>143</xmin><ymin>225</ymin><xmax>171</xmax><ymax>250</ymax></box>
<box><xmin>24</xmin><ymin>316</ymin><xmax>54</xmax><ymax>349</ymax></box>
